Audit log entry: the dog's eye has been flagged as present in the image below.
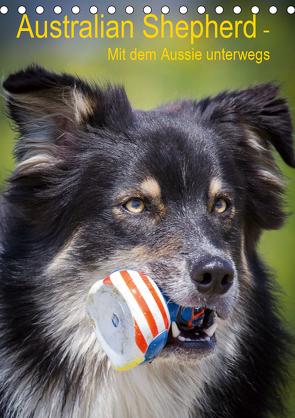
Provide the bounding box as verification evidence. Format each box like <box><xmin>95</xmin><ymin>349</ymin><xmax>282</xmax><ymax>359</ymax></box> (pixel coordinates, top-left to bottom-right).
<box><xmin>214</xmin><ymin>198</ymin><xmax>228</xmax><ymax>214</ymax></box>
<box><xmin>124</xmin><ymin>198</ymin><xmax>146</xmax><ymax>214</ymax></box>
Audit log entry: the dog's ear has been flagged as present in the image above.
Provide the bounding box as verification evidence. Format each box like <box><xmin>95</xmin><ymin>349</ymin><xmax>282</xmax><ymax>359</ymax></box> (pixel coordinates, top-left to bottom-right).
<box><xmin>236</xmin><ymin>84</ymin><xmax>295</xmax><ymax>168</ymax></box>
<box><xmin>2</xmin><ymin>65</ymin><xmax>132</xmax><ymax>230</ymax></box>
<box><xmin>207</xmin><ymin>83</ymin><xmax>295</xmax><ymax>168</ymax></box>
<box><xmin>233</xmin><ymin>85</ymin><xmax>294</xmax><ymax>233</ymax></box>
<box><xmin>3</xmin><ymin>64</ymin><xmax>132</xmax><ymax>165</ymax></box>
<box><xmin>202</xmin><ymin>84</ymin><xmax>294</xmax><ymax>236</ymax></box>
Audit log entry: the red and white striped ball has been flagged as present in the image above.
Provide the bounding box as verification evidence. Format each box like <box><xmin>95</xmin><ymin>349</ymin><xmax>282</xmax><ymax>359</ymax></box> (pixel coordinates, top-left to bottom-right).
<box><xmin>86</xmin><ymin>269</ymin><xmax>170</xmax><ymax>371</ymax></box>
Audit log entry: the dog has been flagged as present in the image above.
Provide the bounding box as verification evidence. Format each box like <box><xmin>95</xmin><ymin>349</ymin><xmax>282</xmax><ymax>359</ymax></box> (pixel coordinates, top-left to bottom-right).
<box><xmin>0</xmin><ymin>64</ymin><xmax>294</xmax><ymax>418</ymax></box>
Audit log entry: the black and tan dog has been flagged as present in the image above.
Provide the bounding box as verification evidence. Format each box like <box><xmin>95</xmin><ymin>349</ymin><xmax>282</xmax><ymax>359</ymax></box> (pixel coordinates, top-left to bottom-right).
<box><xmin>0</xmin><ymin>65</ymin><xmax>294</xmax><ymax>417</ymax></box>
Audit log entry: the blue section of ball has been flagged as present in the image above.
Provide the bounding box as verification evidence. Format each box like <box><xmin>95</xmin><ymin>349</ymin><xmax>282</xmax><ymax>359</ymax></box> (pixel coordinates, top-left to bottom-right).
<box><xmin>160</xmin><ymin>291</ymin><xmax>205</xmax><ymax>327</ymax></box>
<box><xmin>112</xmin><ymin>314</ymin><xmax>119</xmax><ymax>327</ymax></box>
<box><xmin>181</xmin><ymin>306</ymin><xmax>193</xmax><ymax>321</ymax></box>
<box><xmin>141</xmin><ymin>330</ymin><xmax>168</xmax><ymax>364</ymax></box>
<box><xmin>161</xmin><ymin>293</ymin><xmax>180</xmax><ymax>323</ymax></box>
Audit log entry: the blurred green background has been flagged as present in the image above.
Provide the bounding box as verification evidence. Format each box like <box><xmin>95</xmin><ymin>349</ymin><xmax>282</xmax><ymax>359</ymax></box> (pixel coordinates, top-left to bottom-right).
<box><xmin>0</xmin><ymin>0</ymin><xmax>294</xmax><ymax>414</ymax></box>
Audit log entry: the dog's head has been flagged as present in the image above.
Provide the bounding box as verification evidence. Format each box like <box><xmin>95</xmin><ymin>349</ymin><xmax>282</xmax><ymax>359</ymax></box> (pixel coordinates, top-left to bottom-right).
<box><xmin>3</xmin><ymin>65</ymin><xmax>295</xmax><ymax>362</ymax></box>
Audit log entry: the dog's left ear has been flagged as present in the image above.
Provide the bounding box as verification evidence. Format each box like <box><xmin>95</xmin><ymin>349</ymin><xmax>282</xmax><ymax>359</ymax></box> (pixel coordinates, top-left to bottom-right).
<box><xmin>203</xmin><ymin>83</ymin><xmax>294</xmax><ymax>234</ymax></box>
<box><xmin>211</xmin><ymin>83</ymin><xmax>295</xmax><ymax>168</ymax></box>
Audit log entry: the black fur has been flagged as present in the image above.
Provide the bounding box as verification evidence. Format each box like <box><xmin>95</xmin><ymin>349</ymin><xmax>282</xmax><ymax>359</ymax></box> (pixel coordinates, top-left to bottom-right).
<box><xmin>0</xmin><ymin>64</ymin><xmax>294</xmax><ymax>417</ymax></box>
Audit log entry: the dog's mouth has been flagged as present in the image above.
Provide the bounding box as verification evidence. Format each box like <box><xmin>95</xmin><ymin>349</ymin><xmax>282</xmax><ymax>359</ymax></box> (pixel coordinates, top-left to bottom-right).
<box><xmin>166</xmin><ymin>306</ymin><xmax>216</xmax><ymax>350</ymax></box>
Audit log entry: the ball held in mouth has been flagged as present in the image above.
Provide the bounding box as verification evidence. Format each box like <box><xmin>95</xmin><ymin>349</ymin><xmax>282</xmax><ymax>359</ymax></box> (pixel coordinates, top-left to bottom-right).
<box><xmin>86</xmin><ymin>269</ymin><xmax>171</xmax><ymax>370</ymax></box>
<box><xmin>86</xmin><ymin>269</ymin><xmax>207</xmax><ymax>370</ymax></box>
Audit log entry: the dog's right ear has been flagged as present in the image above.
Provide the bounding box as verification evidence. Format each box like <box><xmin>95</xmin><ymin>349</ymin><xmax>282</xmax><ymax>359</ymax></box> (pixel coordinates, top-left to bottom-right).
<box><xmin>3</xmin><ymin>64</ymin><xmax>132</xmax><ymax>165</ymax></box>
<box><xmin>3</xmin><ymin>65</ymin><xmax>133</xmax><ymax>229</ymax></box>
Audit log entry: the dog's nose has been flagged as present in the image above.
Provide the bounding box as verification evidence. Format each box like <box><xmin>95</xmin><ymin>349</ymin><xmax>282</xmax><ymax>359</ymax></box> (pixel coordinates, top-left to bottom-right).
<box><xmin>191</xmin><ymin>257</ymin><xmax>234</xmax><ymax>296</ymax></box>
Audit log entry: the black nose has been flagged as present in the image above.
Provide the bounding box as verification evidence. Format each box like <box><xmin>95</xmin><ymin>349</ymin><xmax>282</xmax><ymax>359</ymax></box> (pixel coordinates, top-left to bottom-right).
<box><xmin>191</xmin><ymin>257</ymin><xmax>234</xmax><ymax>296</ymax></box>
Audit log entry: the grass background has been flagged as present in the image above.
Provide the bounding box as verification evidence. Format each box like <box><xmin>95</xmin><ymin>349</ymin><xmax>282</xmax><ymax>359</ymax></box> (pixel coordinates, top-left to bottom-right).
<box><xmin>0</xmin><ymin>0</ymin><xmax>295</xmax><ymax>414</ymax></box>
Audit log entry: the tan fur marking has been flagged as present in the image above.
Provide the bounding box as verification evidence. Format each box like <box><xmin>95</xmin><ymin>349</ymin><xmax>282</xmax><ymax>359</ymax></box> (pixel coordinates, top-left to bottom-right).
<box><xmin>239</xmin><ymin>232</ymin><xmax>253</xmax><ymax>286</ymax></box>
<box><xmin>113</xmin><ymin>178</ymin><xmax>168</xmax><ymax>221</ymax></box>
<box><xmin>129</xmin><ymin>240</ymin><xmax>181</xmax><ymax>259</ymax></box>
<box><xmin>72</xmin><ymin>89</ymin><xmax>94</xmax><ymax>123</ymax></box>
<box><xmin>245</xmin><ymin>129</ymin><xmax>280</xmax><ymax>174</ymax></box>
<box><xmin>140</xmin><ymin>177</ymin><xmax>168</xmax><ymax>219</ymax></box>
<box><xmin>246</xmin><ymin>130</ymin><xmax>266</xmax><ymax>152</ymax></box>
<box><xmin>209</xmin><ymin>177</ymin><xmax>222</xmax><ymax>199</ymax></box>
<box><xmin>245</xmin><ymin>130</ymin><xmax>284</xmax><ymax>189</ymax></box>
<box><xmin>16</xmin><ymin>154</ymin><xmax>56</xmax><ymax>173</ymax></box>
<box><xmin>139</xmin><ymin>178</ymin><xmax>162</xmax><ymax>200</ymax></box>
<box><xmin>46</xmin><ymin>230</ymin><xmax>81</xmax><ymax>274</ymax></box>
<box><xmin>6</xmin><ymin>87</ymin><xmax>93</xmax><ymax>127</ymax></box>
<box><xmin>258</xmin><ymin>169</ymin><xmax>284</xmax><ymax>187</ymax></box>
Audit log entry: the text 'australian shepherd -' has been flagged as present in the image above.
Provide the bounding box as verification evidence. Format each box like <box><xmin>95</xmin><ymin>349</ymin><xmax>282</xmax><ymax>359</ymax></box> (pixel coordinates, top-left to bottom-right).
<box><xmin>0</xmin><ymin>65</ymin><xmax>294</xmax><ymax>418</ymax></box>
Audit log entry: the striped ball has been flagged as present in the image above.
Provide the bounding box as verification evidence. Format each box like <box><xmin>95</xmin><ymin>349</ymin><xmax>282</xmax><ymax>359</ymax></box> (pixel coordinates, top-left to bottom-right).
<box><xmin>86</xmin><ymin>269</ymin><xmax>171</xmax><ymax>371</ymax></box>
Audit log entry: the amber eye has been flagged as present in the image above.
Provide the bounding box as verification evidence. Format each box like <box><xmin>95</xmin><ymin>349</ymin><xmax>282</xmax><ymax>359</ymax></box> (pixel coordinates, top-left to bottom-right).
<box><xmin>124</xmin><ymin>198</ymin><xmax>146</xmax><ymax>214</ymax></box>
<box><xmin>214</xmin><ymin>198</ymin><xmax>228</xmax><ymax>214</ymax></box>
